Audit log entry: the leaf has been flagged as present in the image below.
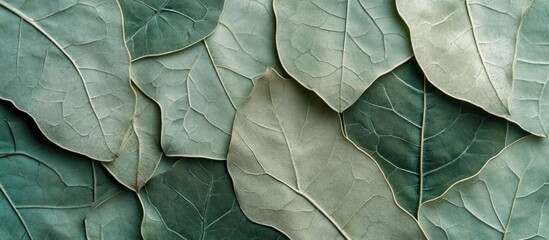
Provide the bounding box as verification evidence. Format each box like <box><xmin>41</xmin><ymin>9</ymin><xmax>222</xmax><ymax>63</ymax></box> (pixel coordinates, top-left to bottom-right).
<box><xmin>227</xmin><ymin>69</ymin><xmax>425</xmax><ymax>239</ymax></box>
<box><xmin>0</xmin><ymin>0</ymin><xmax>135</xmax><ymax>161</ymax></box>
<box><xmin>205</xmin><ymin>0</ymin><xmax>286</xmax><ymax>106</ymax></box>
<box><xmin>85</xmin><ymin>190</ymin><xmax>142</xmax><ymax>240</ymax></box>
<box><xmin>343</xmin><ymin>59</ymin><xmax>527</xmax><ymax>216</ymax></box>
<box><xmin>119</xmin><ymin>0</ymin><xmax>225</xmax><ymax>60</ymax></box>
<box><xmin>0</xmin><ymin>100</ymin><xmax>122</xmax><ymax>239</ymax></box>
<box><xmin>274</xmin><ymin>0</ymin><xmax>412</xmax><ymax>112</ymax></box>
<box><xmin>418</xmin><ymin>136</ymin><xmax>549</xmax><ymax>239</ymax></box>
<box><xmin>102</xmin><ymin>85</ymin><xmax>163</xmax><ymax>191</ymax></box>
<box><xmin>132</xmin><ymin>0</ymin><xmax>284</xmax><ymax>159</ymax></box>
<box><xmin>132</xmin><ymin>42</ymin><xmax>235</xmax><ymax>159</ymax></box>
<box><xmin>138</xmin><ymin>158</ymin><xmax>287</xmax><ymax>239</ymax></box>
<box><xmin>396</xmin><ymin>0</ymin><xmax>549</xmax><ymax>136</ymax></box>
<box><xmin>509</xmin><ymin>0</ymin><xmax>549</xmax><ymax>137</ymax></box>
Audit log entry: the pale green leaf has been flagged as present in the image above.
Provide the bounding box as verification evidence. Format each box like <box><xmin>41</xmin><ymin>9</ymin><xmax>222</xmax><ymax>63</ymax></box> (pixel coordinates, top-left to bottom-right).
<box><xmin>139</xmin><ymin>158</ymin><xmax>286</xmax><ymax>239</ymax></box>
<box><xmin>102</xmin><ymin>85</ymin><xmax>163</xmax><ymax>191</ymax></box>
<box><xmin>0</xmin><ymin>0</ymin><xmax>135</xmax><ymax>161</ymax></box>
<box><xmin>132</xmin><ymin>43</ymin><xmax>235</xmax><ymax>159</ymax></box>
<box><xmin>0</xmin><ymin>101</ymin><xmax>122</xmax><ymax>239</ymax></box>
<box><xmin>85</xmin><ymin>190</ymin><xmax>142</xmax><ymax>240</ymax></box>
<box><xmin>205</xmin><ymin>0</ymin><xmax>286</xmax><ymax>106</ymax></box>
<box><xmin>396</xmin><ymin>0</ymin><xmax>549</xmax><ymax>137</ymax></box>
<box><xmin>274</xmin><ymin>0</ymin><xmax>412</xmax><ymax>112</ymax></box>
<box><xmin>132</xmin><ymin>0</ymin><xmax>284</xmax><ymax>159</ymax></box>
<box><xmin>343</xmin><ymin>59</ymin><xmax>526</xmax><ymax>216</ymax></box>
<box><xmin>227</xmin><ymin>69</ymin><xmax>425</xmax><ymax>239</ymax></box>
<box><xmin>120</xmin><ymin>0</ymin><xmax>225</xmax><ymax>60</ymax></box>
<box><xmin>418</xmin><ymin>136</ymin><xmax>549</xmax><ymax>239</ymax></box>
<box><xmin>509</xmin><ymin>0</ymin><xmax>549</xmax><ymax>137</ymax></box>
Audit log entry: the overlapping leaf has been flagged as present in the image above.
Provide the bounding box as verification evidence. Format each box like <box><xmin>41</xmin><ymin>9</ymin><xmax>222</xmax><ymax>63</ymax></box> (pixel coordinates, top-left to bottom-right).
<box><xmin>343</xmin><ymin>60</ymin><xmax>526</xmax><ymax>216</ymax></box>
<box><xmin>85</xmin><ymin>190</ymin><xmax>142</xmax><ymax>240</ymax></box>
<box><xmin>131</xmin><ymin>0</ymin><xmax>284</xmax><ymax>159</ymax></box>
<box><xmin>227</xmin><ymin>69</ymin><xmax>425</xmax><ymax>239</ymax></box>
<box><xmin>397</xmin><ymin>0</ymin><xmax>549</xmax><ymax>136</ymax></box>
<box><xmin>274</xmin><ymin>0</ymin><xmax>412</xmax><ymax>112</ymax></box>
<box><xmin>139</xmin><ymin>158</ymin><xmax>286</xmax><ymax>239</ymax></box>
<box><xmin>102</xmin><ymin>85</ymin><xmax>163</xmax><ymax>191</ymax></box>
<box><xmin>120</xmin><ymin>0</ymin><xmax>225</xmax><ymax>60</ymax></box>
<box><xmin>419</xmin><ymin>136</ymin><xmax>549</xmax><ymax>239</ymax></box>
<box><xmin>0</xmin><ymin>101</ymin><xmax>122</xmax><ymax>239</ymax></box>
<box><xmin>0</xmin><ymin>0</ymin><xmax>135</xmax><ymax>161</ymax></box>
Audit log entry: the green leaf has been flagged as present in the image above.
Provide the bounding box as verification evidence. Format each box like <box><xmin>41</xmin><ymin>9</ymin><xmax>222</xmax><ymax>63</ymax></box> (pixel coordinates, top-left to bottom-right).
<box><xmin>139</xmin><ymin>158</ymin><xmax>286</xmax><ymax>239</ymax></box>
<box><xmin>227</xmin><ymin>69</ymin><xmax>425</xmax><ymax>239</ymax></box>
<box><xmin>343</xmin><ymin>60</ymin><xmax>526</xmax><ymax>216</ymax></box>
<box><xmin>0</xmin><ymin>0</ymin><xmax>135</xmax><ymax>161</ymax></box>
<box><xmin>102</xmin><ymin>85</ymin><xmax>163</xmax><ymax>191</ymax></box>
<box><xmin>132</xmin><ymin>0</ymin><xmax>284</xmax><ymax>159</ymax></box>
<box><xmin>120</xmin><ymin>0</ymin><xmax>225</xmax><ymax>60</ymax></box>
<box><xmin>205</xmin><ymin>0</ymin><xmax>286</xmax><ymax>106</ymax></box>
<box><xmin>274</xmin><ymin>0</ymin><xmax>412</xmax><ymax>112</ymax></box>
<box><xmin>0</xmin><ymin>101</ymin><xmax>122</xmax><ymax>239</ymax></box>
<box><xmin>396</xmin><ymin>0</ymin><xmax>549</xmax><ymax>137</ymax></box>
<box><xmin>85</xmin><ymin>190</ymin><xmax>142</xmax><ymax>240</ymax></box>
<box><xmin>418</xmin><ymin>136</ymin><xmax>549</xmax><ymax>239</ymax></box>
<box><xmin>132</xmin><ymin>43</ymin><xmax>235</xmax><ymax>159</ymax></box>
<box><xmin>509</xmin><ymin>0</ymin><xmax>549</xmax><ymax>137</ymax></box>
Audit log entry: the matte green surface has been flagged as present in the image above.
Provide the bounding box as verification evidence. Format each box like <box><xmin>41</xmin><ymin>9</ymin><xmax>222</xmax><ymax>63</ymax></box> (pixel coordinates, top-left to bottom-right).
<box><xmin>120</xmin><ymin>0</ymin><xmax>225</xmax><ymax>60</ymax></box>
<box><xmin>343</xmin><ymin>60</ymin><xmax>526</xmax><ymax>216</ymax></box>
<box><xmin>227</xmin><ymin>69</ymin><xmax>425</xmax><ymax>239</ymax></box>
<box><xmin>0</xmin><ymin>101</ymin><xmax>121</xmax><ymax>239</ymax></box>
<box><xmin>139</xmin><ymin>159</ymin><xmax>287</xmax><ymax>239</ymax></box>
<box><xmin>274</xmin><ymin>0</ymin><xmax>412</xmax><ymax>112</ymax></box>
<box><xmin>419</xmin><ymin>136</ymin><xmax>549</xmax><ymax>239</ymax></box>
<box><xmin>0</xmin><ymin>0</ymin><xmax>135</xmax><ymax>161</ymax></box>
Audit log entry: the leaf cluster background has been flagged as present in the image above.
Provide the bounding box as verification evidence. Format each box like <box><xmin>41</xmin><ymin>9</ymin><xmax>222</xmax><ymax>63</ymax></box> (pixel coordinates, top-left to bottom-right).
<box><xmin>0</xmin><ymin>0</ymin><xmax>548</xmax><ymax>239</ymax></box>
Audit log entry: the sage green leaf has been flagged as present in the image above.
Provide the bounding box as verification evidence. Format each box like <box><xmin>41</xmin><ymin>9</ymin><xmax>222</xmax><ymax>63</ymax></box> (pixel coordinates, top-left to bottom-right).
<box><xmin>205</xmin><ymin>0</ymin><xmax>286</xmax><ymax>106</ymax></box>
<box><xmin>120</xmin><ymin>0</ymin><xmax>225</xmax><ymax>60</ymax></box>
<box><xmin>132</xmin><ymin>43</ymin><xmax>235</xmax><ymax>159</ymax></box>
<box><xmin>0</xmin><ymin>0</ymin><xmax>135</xmax><ymax>161</ymax></box>
<box><xmin>396</xmin><ymin>0</ymin><xmax>549</xmax><ymax>136</ymax></box>
<box><xmin>132</xmin><ymin>0</ymin><xmax>284</xmax><ymax>159</ymax></box>
<box><xmin>274</xmin><ymin>0</ymin><xmax>412</xmax><ymax>112</ymax></box>
<box><xmin>85</xmin><ymin>190</ymin><xmax>142</xmax><ymax>240</ymax></box>
<box><xmin>418</xmin><ymin>136</ymin><xmax>549</xmax><ymax>239</ymax></box>
<box><xmin>0</xmin><ymin>101</ymin><xmax>122</xmax><ymax>239</ymax></box>
<box><xmin>102</xmin><ymin>85</ymin><xmax>163</xmax><ymax>191</ymax></box>
<box><xmin>509</xmin><ymin>0</ymin><xmax>549</xmax><ymax>137</ymax></box>
<box><xmin>139</xmin><ymin>158</ymin><xmax>287</xmax><ymax>239</ymax></box>
<box><xmin>227</xmin><ymin>69</ymin><xmax>425</xmax><ymax>239</ymax></box>
<box><xmin>343</xmin><ymin>60</ymin><xmax>526</xmax><ymax>217</ymax></box>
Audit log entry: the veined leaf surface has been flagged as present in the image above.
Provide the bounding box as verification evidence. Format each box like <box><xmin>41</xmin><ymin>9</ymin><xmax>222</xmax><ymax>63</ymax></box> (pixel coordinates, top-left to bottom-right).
<box><xmin>85</xmin><ymin>190</ymin><xmax>142</xmax><ymax>240</ymax></box>
<box><xmin>132</xmin><ymin>0</ymin><xmax>284</xmax><ymax>159</ymax></box>
<box><xmin>397</xmin><ymin>0</ymin><xmax>549</xmax><ymax>136</ymax></box>
<box><xmin>227</xmin><ymin>69</ymin><xmax>425</xmax><ymax>239</ymax></box>
<box><xmin>102</xmin><ymin>85</ymin><xmax>163</xmax><ymax>191</ymax></box>
<box><xmin>120</xmin><ymin>0</ymin><xmax>225</xmax><ymax>60</ymax></box>
<box><xmin>139</xmin><ymin>159</ymin><xmax>287</xmax><ymax>239</ymax></box>
<box><xmin>0</xmin><ymin>0</ymin><xmax>135</xmax><ymax>161</ymax></box>
<box><xmin>419</xmin><ymin>136</ymin><xmax>549</xmax><ymax>239</ymax></box>
<box><xmin>343</xmin><ymin>60</ymin><xmax>526</xmax><ymax>216</ymax></box>
<box><xmin>274</xmin><ymin>0</ymin><xmax>412</xmax><ymax>112</ymax></box>
<box><xmin>0</xmin><ymin>101</ymin><xmax>122</xmax><ymax>239</ymax></box>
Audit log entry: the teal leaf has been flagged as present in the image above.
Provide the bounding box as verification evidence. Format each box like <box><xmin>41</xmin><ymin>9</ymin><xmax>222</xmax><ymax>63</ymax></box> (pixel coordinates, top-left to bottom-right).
<box><xmin>139</xmin><ymin>158</ymin><xmax>286</xmax><ymax>239</ymax></box>
<box><xmin>274</xmin><ymin>0</ymin><xmax>412</xmax><ymax>112</ymax></box>
<box><xmin>120</xmin><ymin>0</ymin><xmax>225</xmax><ymax>60</ymax></box>
<box><xmin>0</xmin><ymin>0</ymin><xmax>135</xmax><ymax>161</ymax></box>
<box><xmin>419</xmin><ymin>136</ymin><xmax>549</xmax><ymax>239</ymax></box>
<box><xmin>227</xmin><ymin>69</ymin><xmax>425</xmax><ymax>239</ymax></box>
<box><xmin>343</xmin><ymin>59</ymin><xmax>527</xmax><ymax>216</ymax></box>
